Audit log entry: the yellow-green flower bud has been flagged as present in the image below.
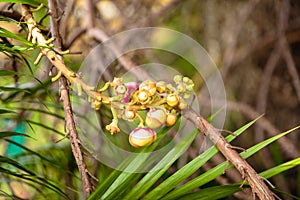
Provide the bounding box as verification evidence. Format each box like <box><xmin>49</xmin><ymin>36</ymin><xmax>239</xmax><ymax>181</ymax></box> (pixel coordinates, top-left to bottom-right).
<box><xmin>165</xmin><ymin>113</ymin><xmax>177</xmax><ymax>126</ymax></box>
<box><xmin>145</xmin><ymin>109</ymin><xmax>167</xmax><ymax>129</ymax></box>
<box><xmin>178</xmin><ymin>98</ymin><xmax>188</xmax><ymax>110</ymax></box>
<box><xmin>129</xmin><ymin>128</ymin><xmax>156</xmax><ymax>148</ymax></box>
<box><xmin>173</xmin><ymin>75</ymin><xmax>182</xmax><ymax>83</ymax></box>
<box><xmin>139</xmin><ymin>80</ymin><xmax>157</xmax><ymax>96</ymax></box>
<box><xmin>166</xmin><ymin>94</ymin><xmax>179</xmax><ymax>107</ymax></box>
<box><xmin>114</xmin><ymin>84</ymin><xmax>127</xmax><ymax>95</ymax></box>
<box><xmin>124</xmin><ymin>110</ymin><xmax>136</xmax><ymax>121</ymax></box>
<box><xmin>156</xmin><ymin>81</ymin><xmax>167</xmax><ymax>93</ymax></box>
<box><xmin>136</xmin><ymin>89</ymin><xmax>151</xmax><ymax>104</ymax></box>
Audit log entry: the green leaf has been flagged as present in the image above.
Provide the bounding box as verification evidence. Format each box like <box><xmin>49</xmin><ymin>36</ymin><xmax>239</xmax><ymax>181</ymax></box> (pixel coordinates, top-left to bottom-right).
<box><xmin>162</xmin><ymin>125</ymin><xmax>300</xmax><ymax>200</ymax></box>
<box><xmin>0</xmin><ymin>166</ymin><xmax>68</xmax><ymax>199</ymax></box>
<box><xmin>143</xmin><ymin>116</ymin><xmax>261</xmax><ymax>200</ymax></box>
<box><xmin>0</xmin><ymin>0</ymin><xmax>40</xmax><ymax>6</ymax></box>
<box><xmin>5</xmin><ymin>139</ymin><xmax>55</xmax><ymax>164</ymax></box>
<box><xmin>0</xmin><ymin>131</ymin><xmax>30</xmax><ymax>139</ymax></box>
<box><xmin>0</xmin><ymin>109</ymin><xmax>15</xmax><ymax>114</ymax></box>
<box><xmin>260</xmin><ymin>157</ymin><xmax>300</xmax><ymax>179</ymax></box>
<box><xmin>122</xmin><ymin>129</ymin><xmax>199</xmax><ymax>200</ymax></box>
<box><xmin>0</xmin><ymin>70</ymin><xmax>18</xmax><ymax>76</ymax></box>
<box><xmin>89</xmin><ymin>124</ymin><xmax>180</xmax><ymax>200</ymax></box>
<box><xmin>0</xmin><ymin>86</ymin><xmax>31</xmax><ymax>92</ymax></box>
<box><xmin>175</xmin><ymin>185</ymin><xmax>243</xmax><ymax>200</ymax></box>
<box><xmin>26</xmin><ymin>120</ymin><xmax>65</xmax><ymax>136</ymax></box>
<box><xmin>182</xmin><ymin>157</ymin><xmax>300</xmax><ymax>200</ymax></box>
<box><xmin>0</xmin><ymin>27</ymin><xmax>34</xmax><ymax>46</ymax></box>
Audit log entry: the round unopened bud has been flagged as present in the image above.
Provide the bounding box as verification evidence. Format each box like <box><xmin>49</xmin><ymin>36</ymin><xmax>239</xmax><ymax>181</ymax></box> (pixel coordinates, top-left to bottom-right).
<box><xmin>178</xmin><ymin>98</ymin><xmax>188</xmax><ymax>110</ymax></box>
<box><xmin>145</xmin><ymin>109</ymin><xmax>167</xmax><ymax>129</ymax></box>
<box><xmin>156</xmin><ymin>81</ymin><xmax>167</xmax><ymax>93</ymax></box>
<box><xmin>129</xmin><ymin>128</ymin><xmax>156</xmax><ymax>148</ymax></box>
<box><xmin>137</xmin><ymin>89</ymin><xmax>151</xmax><ymax>104</ymax></box>
<box><xmin>115</xmin><ymin>84</ymin><xmax>127</xmax><ymax>95</ymax></box>
<box><xmin>166</xmin><ymin>94</ymin><xmax>179</xmax><ymax>107</ymax></box>
<box><xmin>173</xmin><ymin>75</ymin><xmax>182</xmax><ymax>83</ymax></box>
<box><xmin>139</xmin><ymin>80</ymin><xmax>156</xmax><ymax>96</ymax></box>
<box><xmin>124</xmin><ymin>110</ymin><xmax>136</xmax><ymax>120</ymax></box>
<box><xmin>176</xmin><ymin>83</ymin><xmax>185</xmax><ymax>93</ymax></box>
<box><xmin>165</xmin><ymin>113</ymin><xmax>177</xmax><ymax>126</ymax></box>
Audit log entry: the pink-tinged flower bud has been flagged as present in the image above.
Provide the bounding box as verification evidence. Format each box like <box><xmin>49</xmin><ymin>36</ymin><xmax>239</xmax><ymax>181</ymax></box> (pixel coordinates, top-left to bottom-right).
<box><xmin>139</xmin><ymin>80</ymin><xmax>157</xmax><ymax>96</ymax></box>
<box><xmin>129</xmin><ymin>128</ymin><xmax>156</xmax><ymax>148</ymax></box>
<box><xmin>166</xmin><ymin>94</ymin><xmax>179</xmax><ymax>107</ymax></box>
<box><xmin>165</xmin><ymin>113</ymin><xmax>177</xmax><ymax>126</ymax></box>
<box><xmin>122</xmin><ymin>82</ymin><xmax>139</xmax><ymax>103</ymax></box>
<box><xmin>145</xmin><ymin>109</ymin><xmax>167</xmax><ymax>129</ymax></box>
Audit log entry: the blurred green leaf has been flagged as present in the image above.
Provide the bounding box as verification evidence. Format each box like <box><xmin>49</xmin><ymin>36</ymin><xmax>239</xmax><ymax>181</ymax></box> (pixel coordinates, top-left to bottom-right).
<box><xmin>0</xmin><ymin>131</ymin><xmax>30</xmax><ymax>139</ymax></box>
<box><xmin>0</xmin><ymin>0</ymin><xmax>40</xmax><ymax>5</ymax></box>
<box><xmin>0</xmin><ymin>109</ymin><xmax>15</xmax><ymax>114</ymax></box>
<box><xmin>0</xmin><ymin>70</ymin><xmax>18</xmax><ymax>76</ymax></box>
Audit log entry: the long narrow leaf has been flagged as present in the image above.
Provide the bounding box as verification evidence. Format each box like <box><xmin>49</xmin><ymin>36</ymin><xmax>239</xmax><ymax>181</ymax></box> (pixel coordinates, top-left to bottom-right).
<box><xmin>122</xmin><ymin>129</ymin><xmax>199</xmax><ymax>200</ymax></box>
<box><xmin>0</xmin><ymin>27</ymin><xmax>34</xmax><ymax>46</ymax></box>
<box><xmin>4</xmin><ymin>139</ymin><xmax>55</xmax><ymax>164</ymax></box>
<box><xmin>162</xmin><ymin>125</ymin><xmax>300</xmax><ymax>200</ymax></box>
<box><xmin>143</xmin><ymin>117</ymin><xmax>261</xmax><ymax>200</ymax></box>
<box><xmin>0</xmin><ymin>131</ymin><xmax>30</xmax><ymax>139</ymax></box>
<box><xmin>176</xmin><ymin>185</ymin><xmax>243</xmax><ymax>200</ymax></box>
<box><xmin>260</xmin><ymin>157</ymin><xmax>300</xmax><ymax>179</ymax></box>
<box><xmin>0</xmin><ymin>109</ymin><xmax>15</xmax><ymax>114</ymax></box>
<box><xmin>0</xmin><ymin>0</ymin><xmax>40</xmax><ymax>6</ymax></box>
<box><xmin>88</xmin><ymin>125</ymin><xmax>175</xmax><ymax>200</ymax></box>
<box><xmin>183</xmin><ymin>157</ymin><xmax>300</xmax><ymax>200</ymax></box>
<box><xmin>0</xmin><ymin>167</ymin><xmax>68</xmax><ymax>199</ymax></box>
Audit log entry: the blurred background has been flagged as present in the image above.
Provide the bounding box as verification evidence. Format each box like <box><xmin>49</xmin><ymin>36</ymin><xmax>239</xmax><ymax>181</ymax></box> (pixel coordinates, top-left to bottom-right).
<box><xmin>0</xmin><ymin>0</ymin><xmax>299</xmax><ymax>199</ymax></box>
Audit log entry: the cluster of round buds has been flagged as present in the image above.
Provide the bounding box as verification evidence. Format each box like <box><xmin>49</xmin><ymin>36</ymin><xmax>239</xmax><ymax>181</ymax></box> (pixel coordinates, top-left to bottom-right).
<box><xmin>96</xmin><ymin>75</ymin><xmax>194</xmax><ymax>148</ymax></box>
<box><xmin>173</xmin><ymin>75</ymin><xmax>194</xmax><ymax>99</ymax></box>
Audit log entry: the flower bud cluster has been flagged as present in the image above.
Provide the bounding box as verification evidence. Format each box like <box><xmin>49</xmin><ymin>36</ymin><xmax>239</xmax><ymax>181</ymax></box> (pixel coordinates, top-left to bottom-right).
<box><xmin>94</xmin><ymin>75</ymin><xmax>194</xmax><ymax>148</ymax></box>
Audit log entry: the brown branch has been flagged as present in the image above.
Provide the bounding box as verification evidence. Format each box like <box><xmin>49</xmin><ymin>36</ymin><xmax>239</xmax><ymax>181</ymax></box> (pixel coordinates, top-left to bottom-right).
<box><xmin>48</xmin><ymin>0</ymin><xmax>94</xmax><ymax>195</ymax></box>
<box><xmin>183</xmin><ymin>108</ymin><xmax>276</xmax><ymax>200</ymax></box>
<box><xmin>59</xmin><ymin>77</ymin><xmax>93</xmax><ymax>195</ymax></box>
